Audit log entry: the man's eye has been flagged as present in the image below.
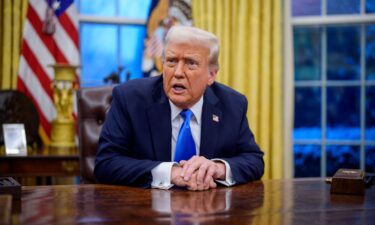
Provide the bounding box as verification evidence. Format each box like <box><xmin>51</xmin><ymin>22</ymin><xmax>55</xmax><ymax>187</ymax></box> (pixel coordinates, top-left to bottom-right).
<box><xmin>186</xmin><ymin>60</ymin><xmax>198</xmax><ymax>69</ymax></box>
<box><xmin>166</xmin><ymin>59</ymin><xmax>176</xmax><ymax>66</ymax></box>
<box><xmin>187</xmin><ymin>60</ymin><xmax>197</xmax><ymax>65</ymax></box>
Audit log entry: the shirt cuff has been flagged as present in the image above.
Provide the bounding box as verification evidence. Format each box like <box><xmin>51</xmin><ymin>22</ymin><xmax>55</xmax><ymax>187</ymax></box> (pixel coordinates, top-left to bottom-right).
<box><xmin>212</xmin><ymin>159</ymin><xmax>236</xmax><ymax>186</ymax></box>
<box><xmin>151</xmin><ymin>162</ymin><xmax>177</xmax><ymax>189</ymax></box>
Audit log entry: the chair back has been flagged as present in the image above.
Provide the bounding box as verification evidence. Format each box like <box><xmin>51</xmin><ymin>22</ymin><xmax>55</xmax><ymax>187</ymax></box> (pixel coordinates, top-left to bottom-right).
<box><xmin>0</xmin><ymin>90</ymin><xmax>40</xmax><ymax>148</ymax></box>
<box><xmin>77</xmin><ymin>86</ymin><xmax>113</xmax><ymax>183</ymax></box>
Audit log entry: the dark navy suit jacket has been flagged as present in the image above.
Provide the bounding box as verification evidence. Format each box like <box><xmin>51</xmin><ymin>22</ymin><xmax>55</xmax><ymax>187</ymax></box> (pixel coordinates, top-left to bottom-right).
<box><xmin>94</xmin><ymin>76</ymin><xmax>264</xmax><ymax>188</ymax></box>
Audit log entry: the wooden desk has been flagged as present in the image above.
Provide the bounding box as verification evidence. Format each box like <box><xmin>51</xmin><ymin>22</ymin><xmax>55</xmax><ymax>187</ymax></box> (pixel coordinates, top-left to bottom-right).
<box><xmin>8</xmin><ymin>178</ymin><xmax>375</xmax><ymax>224</ymax></box>
<box><xmin>0</xmin><ymin>155</ymin><xmax>79</xmax><ymax>177</ymax></box>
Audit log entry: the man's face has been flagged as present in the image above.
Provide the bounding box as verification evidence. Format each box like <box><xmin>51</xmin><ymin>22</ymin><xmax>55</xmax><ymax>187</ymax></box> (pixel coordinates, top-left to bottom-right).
<box><xmin>163</xmin><ymin>41</ymin><xmax>217</xmax><ymax>109</ymax></box>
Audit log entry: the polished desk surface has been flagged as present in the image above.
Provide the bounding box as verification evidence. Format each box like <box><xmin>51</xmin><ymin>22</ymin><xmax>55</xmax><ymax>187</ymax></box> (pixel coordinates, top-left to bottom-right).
<box><xmin>10</xmin><ymin>178</ymin><xmax>375</xmax><ymax>225</ymax></box>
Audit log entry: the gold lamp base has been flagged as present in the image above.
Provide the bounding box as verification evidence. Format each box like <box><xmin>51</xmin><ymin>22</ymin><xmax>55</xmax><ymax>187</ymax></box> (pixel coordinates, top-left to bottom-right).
<box><xmin>49</xmin><ymin>120</ymin><xmax>76</xmax><ymax>155</ymax></box>
<box><xmin>48</xmin><ymin>63</ymin><xmax>79</xmax><ymax>155</ymax></box>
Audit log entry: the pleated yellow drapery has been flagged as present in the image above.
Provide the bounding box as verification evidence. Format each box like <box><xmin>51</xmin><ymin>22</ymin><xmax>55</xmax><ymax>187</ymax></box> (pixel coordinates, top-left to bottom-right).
<box><xmin>193</xmin><ymin>0</ymin><xmax>283</xmax><ymax>179</ymax></box>
<box><xmin>0</xmin><ymin>0</ymin><xmax>28</xmax><ymax>89</ymax></box>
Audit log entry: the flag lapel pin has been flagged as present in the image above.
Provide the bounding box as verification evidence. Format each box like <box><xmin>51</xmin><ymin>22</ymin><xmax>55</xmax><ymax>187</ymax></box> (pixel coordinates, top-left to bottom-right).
<box><xmin>212</xmin><ymin>114</ymin><xmax>219</xmax><ymax>122</ymax></box>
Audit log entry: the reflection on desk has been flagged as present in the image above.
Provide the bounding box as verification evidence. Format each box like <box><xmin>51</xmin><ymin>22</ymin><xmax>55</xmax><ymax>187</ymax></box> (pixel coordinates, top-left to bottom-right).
<box><xmin>11</xmin><ymin>178</ymin><xmax>375</xmax><ymax>225</ymax></box>
<box><xmin>151</xmin><ymin>183</ymin><xmax>264</xmax><ymax>224</ymax></box>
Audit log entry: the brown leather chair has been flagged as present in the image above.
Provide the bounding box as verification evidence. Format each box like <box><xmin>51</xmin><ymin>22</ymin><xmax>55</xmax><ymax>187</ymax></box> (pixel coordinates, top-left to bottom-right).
<box><xmin>77</xmin><ymin>86</ymin><xmax>114</xmax><ymax>184</ymax></box>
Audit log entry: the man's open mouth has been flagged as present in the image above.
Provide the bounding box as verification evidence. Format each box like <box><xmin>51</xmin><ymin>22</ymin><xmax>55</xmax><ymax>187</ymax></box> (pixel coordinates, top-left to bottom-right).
<box><xmin>173</xmin><ymin>84</ymin><xmax>186</xmax><ymax>91</ymax></box>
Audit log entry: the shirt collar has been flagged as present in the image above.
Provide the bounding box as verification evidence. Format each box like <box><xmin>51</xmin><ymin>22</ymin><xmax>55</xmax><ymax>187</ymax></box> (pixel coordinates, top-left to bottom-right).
<box><xmin>169</xmin><ymin>96</ymin><xmax>204</xmax><ymax>125</ymax></box>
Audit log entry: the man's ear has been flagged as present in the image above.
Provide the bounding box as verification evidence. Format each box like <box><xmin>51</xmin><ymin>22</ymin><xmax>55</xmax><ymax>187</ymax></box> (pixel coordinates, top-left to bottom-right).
<box><xmin>207</xmin><ymin>66</ymin><xmax>218</xmax><ymax>85</ymax></box>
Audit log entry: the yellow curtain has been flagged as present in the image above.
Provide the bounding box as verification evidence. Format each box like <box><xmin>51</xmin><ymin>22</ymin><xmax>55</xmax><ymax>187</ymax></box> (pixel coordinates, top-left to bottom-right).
<box><xmin>0</xmin><ymin>0</ymin><xmax>28</xmax><ymax>89</ymax></box>
<box><xmin>193</xmin><ymin>0</ymin><xmax>283</xmax><ymax>179</ymax></box>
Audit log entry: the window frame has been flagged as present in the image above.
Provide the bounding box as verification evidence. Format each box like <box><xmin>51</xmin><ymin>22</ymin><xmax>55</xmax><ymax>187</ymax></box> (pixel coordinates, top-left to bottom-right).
<box><xmin>286</xmin><ymin>0</ymin><xmax>375</xmax><ymax>177</ymax></box>
<box><xmin>76</xmin><ymin>0</ymin><xmax>148</xmax><ymax>86</ymax></box>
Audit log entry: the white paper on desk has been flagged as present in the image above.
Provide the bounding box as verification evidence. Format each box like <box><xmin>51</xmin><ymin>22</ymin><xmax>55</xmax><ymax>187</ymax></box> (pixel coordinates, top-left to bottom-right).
<box><xmin>2</xmin><ymin>123</ymin><xmax>27</xmax><ymax>156</ymax></box>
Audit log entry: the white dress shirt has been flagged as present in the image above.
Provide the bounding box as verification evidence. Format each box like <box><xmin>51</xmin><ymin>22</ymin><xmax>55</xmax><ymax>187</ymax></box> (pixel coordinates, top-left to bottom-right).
<box><xmin>151</xmin><ymin>96</ymin><xmax>235</xmax><ymax>189</ymax></box>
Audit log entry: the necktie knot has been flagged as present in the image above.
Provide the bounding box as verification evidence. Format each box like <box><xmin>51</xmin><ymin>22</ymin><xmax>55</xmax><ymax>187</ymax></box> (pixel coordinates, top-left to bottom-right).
<box><xmin>180</xmin><ymin>109</ymin><xmax>193</xmax><ymax>121</ymax></box>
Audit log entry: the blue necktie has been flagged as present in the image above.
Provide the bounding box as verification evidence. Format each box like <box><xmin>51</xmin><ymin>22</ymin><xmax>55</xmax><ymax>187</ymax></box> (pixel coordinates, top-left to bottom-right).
<box><xmin>174</xmin><ymin>109</ymin><xmax>196</xmax><ymax>162</ymax></box>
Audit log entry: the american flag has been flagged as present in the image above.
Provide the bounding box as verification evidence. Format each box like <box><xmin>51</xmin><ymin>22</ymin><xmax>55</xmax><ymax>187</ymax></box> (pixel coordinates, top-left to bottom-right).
<box><xmin>17</xmin><ymin>0</ymin><xmax>79</xmax><ymax>145</ymax></box>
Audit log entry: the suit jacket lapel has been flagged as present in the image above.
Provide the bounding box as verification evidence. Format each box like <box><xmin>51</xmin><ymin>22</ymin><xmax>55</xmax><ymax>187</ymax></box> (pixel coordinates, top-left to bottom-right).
<box><xmin>200</xmin><ymin>86</ymin><xmax>221</xmax><ymax>159</ymax></box>
<box><xmin>146</xmin><ymin>82</ymin><xmax>171</xmax><ymax>161</ymax></box>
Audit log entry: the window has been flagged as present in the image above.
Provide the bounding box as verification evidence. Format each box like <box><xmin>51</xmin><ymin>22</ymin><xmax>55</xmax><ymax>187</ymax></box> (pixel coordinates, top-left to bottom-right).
<box><xmin>77</xmin><ymin>0</ymin><xmax>152</xmax><ymax>87</ymax></box>
<box><xmin>292</xmin><ymin>0</ymin><xmax>375</xmax><ymax>177</ymax></box>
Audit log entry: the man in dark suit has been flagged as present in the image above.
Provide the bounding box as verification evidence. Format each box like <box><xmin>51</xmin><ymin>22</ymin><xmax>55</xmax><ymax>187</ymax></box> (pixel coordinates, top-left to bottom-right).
<box><xmin>95</xmin><ymin>26</ymin><xmax>264</xmax><ymax>191</ymax></box>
